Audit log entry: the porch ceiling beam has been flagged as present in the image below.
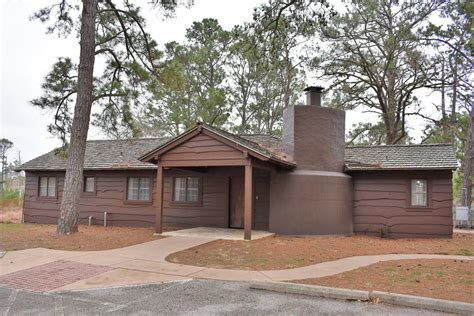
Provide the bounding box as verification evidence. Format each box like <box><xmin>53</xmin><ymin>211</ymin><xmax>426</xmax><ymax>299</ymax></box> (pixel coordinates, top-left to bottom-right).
<box><xmin>166</xmin><ymin>167</ymin><xmax>209</xmax><ymax>173</ymax></box>
<box><xmin>159</xmin><ymin>159</ymin><xmax>248</xmax><ymax>168</ymax></box>
<box><xmin>244</xmin><ymin>163</ymin><xmax>253</xmax><ymax>241</ymax></box>
<box><xmin>249</xmin><ymin>158</ymin><xmax>277</xmax><ymax>173</ymax></box>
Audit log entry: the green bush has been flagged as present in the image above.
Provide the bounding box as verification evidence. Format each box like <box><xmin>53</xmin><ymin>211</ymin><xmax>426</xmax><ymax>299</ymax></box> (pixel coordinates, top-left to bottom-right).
<box><xmin>0</xmin><ymin>190</ymin><xmax>23</xmax><ymax>208</ymax></box>
<box><xmin>1</xmin><ymin>189</ymin><xmax>22</xmax><ymax>200</ymax></box>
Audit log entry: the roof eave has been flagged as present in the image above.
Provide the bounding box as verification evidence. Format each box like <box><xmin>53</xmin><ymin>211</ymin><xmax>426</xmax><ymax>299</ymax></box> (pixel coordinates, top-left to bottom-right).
<box><xmin>345</xmin><ymin>166</ymin><xmax>458</xmax><ymax>172</ymax></box>
<box><xmin>19</xmin><ymin>166</ymin><xmax>158</xmax><ymax>172</ymax></box>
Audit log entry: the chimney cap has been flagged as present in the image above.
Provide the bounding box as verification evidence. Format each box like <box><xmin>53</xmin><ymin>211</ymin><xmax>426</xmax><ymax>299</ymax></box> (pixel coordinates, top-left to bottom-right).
<box><xmin>304</xmin><ymin>86</ymin><xmax>324</xmax><ymax>92</ymax></box>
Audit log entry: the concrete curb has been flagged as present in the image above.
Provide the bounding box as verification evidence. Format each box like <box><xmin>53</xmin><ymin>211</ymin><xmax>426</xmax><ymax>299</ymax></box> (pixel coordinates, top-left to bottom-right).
<box><xmin>250</xmin><ymin>282</ymin><xmax>474</xmax><ymax>315</ymax></box>
<box><xmin>371</xmin><ymin>291</ymin><xmax>474</xmax><ymax>315</ymax></box>
<box><xmin>250</xmin><ymin>282</ymin><xmax>369</xmax><ymax>301</ymax></box>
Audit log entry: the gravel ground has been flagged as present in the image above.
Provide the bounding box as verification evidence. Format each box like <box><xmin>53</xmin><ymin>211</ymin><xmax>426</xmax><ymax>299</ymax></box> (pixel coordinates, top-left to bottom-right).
<box><xmin>167</xmin><ymin>233</ymin><xmax>474</xmax><ymax>270</ymax></box>
<box><xmin>0</xmin><ymin>279</ymin><xmax>448</xmax><ymax>315</ymax></box>
<box><xmin>0</xmin><ymin>224</ymin><xmax>161</xmax><ymax>251</ymax></box>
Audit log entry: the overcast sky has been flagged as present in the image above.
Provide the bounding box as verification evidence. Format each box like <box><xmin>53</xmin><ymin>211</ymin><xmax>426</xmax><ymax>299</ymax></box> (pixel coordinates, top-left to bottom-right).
<box><xmin>0</xmin><ymin>0</ymin><xmax>429</xmax><ymax>164</ymax></box>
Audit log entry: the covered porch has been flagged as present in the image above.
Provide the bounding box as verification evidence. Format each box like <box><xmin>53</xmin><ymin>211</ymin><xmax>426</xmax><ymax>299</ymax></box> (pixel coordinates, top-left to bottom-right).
<box><xmin>161</xmin><ymin>227</ymin><xmax>274</xmax><ymax>240</ymax></box>
<box><xmin>139</xmin><ymin>123</ymin><xmax>294</xmax><ymax>240</ymax></box>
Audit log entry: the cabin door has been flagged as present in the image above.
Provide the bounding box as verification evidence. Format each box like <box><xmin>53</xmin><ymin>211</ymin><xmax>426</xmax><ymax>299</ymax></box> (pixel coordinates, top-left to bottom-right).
<box><xmin>229</xmin><ymin>175</ymin><xmax>244</xmax><ymax>228</ymax></box>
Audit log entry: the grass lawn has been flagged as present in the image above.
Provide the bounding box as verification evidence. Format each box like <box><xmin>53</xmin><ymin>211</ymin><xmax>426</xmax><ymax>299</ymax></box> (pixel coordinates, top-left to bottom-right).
<box><xmin>0</xmin><ymin>223</ymin><xmax>161</xmax><ymax>251</ymax></box>
<box><xmin>166</xmin><ymin>234</ymin><xmax>474</xmax><ymax>270</ymax></box>
<box><xmin>0</xmin><ymin>192</ymin><xmax>23</xmax><ymax>223</ymax></box>
<box><xmin>294</xmin><ymin>259</ymin><xmax>474</xmax><ymax>303</ymax></box>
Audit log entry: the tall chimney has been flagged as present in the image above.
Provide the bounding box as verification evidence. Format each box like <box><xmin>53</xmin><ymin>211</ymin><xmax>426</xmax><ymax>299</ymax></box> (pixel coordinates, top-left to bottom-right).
<box><xmin>304</xmin><ymin>86</ymin><xmax>324</xmax><ymax>106</ymax></box>
<box><xmin>282</xmin><ymin>86</ymin><xmax>346</xmax><ymax>172</ymax></box>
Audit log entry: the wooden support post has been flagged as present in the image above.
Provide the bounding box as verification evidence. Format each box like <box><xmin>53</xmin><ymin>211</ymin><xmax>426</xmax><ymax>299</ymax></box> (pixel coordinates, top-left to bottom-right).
<box><xmin>155</xmin><ymin>165</ymin><xmax>164</xmax><ymax>234</ymax></box>
<box><xmin>244</xmin><ymin>163</ymin><xmax>253</xmax><ymax>241</ymax></box>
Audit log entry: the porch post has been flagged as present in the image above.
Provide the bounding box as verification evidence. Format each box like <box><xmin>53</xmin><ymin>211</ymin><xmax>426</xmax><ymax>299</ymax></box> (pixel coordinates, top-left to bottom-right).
<box><xmin>244</xmin><ymin>163</ymin><xmax>253</xmax><ymax>240</ymax></box>
<box><xmin>155</xmin><ymin>165</ymin><xmax>164</xmax><ymax>234</ymax></box>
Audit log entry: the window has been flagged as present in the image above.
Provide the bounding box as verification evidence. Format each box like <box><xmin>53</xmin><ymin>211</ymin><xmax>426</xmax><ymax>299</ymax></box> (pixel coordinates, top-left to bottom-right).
<box><xmin>39</xmin><ymin>176</ymin><xmax>56</xmax><ymax>197</ymax></box>
<box><xmin>173</xmin><ymin>177</ymin><xmax>200</xmax><ymax>203</ymax></box>
<box><xmin>84</xmin><ymin>177</ymin><xmax>95</xmax><ymax>193</ymax></box>
<box><xmin>411</xmin><ymin>179</ymin><xmax>427</xmax><ymax>207</ymax></box>
<box><xmin>127</xmin><ymin>177</ymin><xmax>150</xmax><ymax>201</ymax></box>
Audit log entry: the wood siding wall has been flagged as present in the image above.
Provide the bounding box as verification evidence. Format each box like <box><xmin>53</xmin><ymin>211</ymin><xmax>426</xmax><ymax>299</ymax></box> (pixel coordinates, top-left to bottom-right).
<box><xmin>160</xmin><ymin>133</ymin><xmax>248</xmax><ymax>167</ymax></box>
<box><xmin>23</xmin><ymin>167</ymin><xmax>270</xmax><ymax>230</ymax></box>
<box><xmin>352</xmin><ymin>170</ymin><xmax>453</xmax><ymax>238</ymax></box>
<box><xmin>162</xmin><ymin>168</ymin><xmax>230</xmax><ymax>228</ymax></box>
<box><xmin>24</xmin><ymin>170</ymin><xmax>157</xmax><ymax>227</ymax></box>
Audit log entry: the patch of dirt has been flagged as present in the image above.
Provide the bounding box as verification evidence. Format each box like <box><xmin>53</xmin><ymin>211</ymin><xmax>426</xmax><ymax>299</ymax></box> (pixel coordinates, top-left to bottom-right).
<box><xmin>0</xmin><ymin>223</ymin><xmax>162</xmax><ymax>251</ymax></box>
<box><xmin>166</xmin><ymin>234</ymin><xmax>474</xmax><ymax>270</ymax></box>
<box><xmin>294</xmin><ymin>259</ymin><xmax>474</xmax><ymax>303</ymax></box>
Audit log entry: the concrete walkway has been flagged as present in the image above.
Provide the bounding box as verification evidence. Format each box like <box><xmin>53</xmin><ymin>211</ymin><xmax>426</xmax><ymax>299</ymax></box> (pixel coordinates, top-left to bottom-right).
<box><xmin>162</xmin><ymin>227</ymin><xmax>274</xmax><ymax>240</ymax></box>
<box><xmin>0</xmin><ymin>236</ymin><xmax>472</xmax><ymax>292</ymax></box>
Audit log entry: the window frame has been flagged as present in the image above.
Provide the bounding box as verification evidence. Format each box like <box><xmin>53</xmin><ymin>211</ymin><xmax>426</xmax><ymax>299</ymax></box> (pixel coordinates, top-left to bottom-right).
<box><xmin>37</xmin><ymin>176</ymin><xmax>58</xmax><ymax>199</ymax></box>
<box><xmin>409</xmin><ymin>178</ymin><xmax>430</xmax><ymax>209</ymax></box>
<box><xmin>82</xmin><ymin>176</ymin><xmax>96</xmax><ymax>196</ymax></box>
<box><xmin>124</xmin><ymin>176</ymin><xmax>153</xmax><ymax>205</ymax></box>
<box><xmin>171</xmin><ymin>176</ymin><xmax>202</xmax><ymax>207</ymax></box>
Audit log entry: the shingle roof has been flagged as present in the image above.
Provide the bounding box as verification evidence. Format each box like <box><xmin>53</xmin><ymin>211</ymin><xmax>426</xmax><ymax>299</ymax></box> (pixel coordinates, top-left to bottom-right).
<box><xmin>345</xmin><ymin>143</ymin><xmax>458</xmax><ymax>171</ymax></box>
<box><xmin>18</xmin><ymin>129</ymin><xmax>291</xmax><ymax>171</ymax></box>
<box><xmin>19</xmin><ymin>134</ymin><xmax>458</xmax><ymax>172</ymax></box>
<box><xmin>19</xmin><ymin>138</ymin><xmax>169</xmax><ymax>171</ymax></box>
<box><xmin>201</xmin><ymin>124</ymin><xmax>292</xmax><ymax>163</ymax></box>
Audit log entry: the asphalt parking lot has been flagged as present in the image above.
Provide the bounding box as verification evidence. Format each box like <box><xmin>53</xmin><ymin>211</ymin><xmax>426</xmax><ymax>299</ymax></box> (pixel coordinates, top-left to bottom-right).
<box><xmin>0</xmin><ymin>279</ymin><xmax>447</xmax><ymax>315</ymax></box>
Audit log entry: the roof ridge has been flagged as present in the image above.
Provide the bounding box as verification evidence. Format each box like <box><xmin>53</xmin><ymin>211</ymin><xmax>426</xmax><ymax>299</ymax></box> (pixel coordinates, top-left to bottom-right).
<box><xmin>86</xmin><ymin>137</ymin><xmax>169</xmax><ymax>142</ymax></box>
<box><xmin>346</xmin><ymin>143</ymin><xmax>453</xmax><ymax>149</ymax></box>
<box><xmin>240</xmin><ymin>134</ymin><xmax>282</xmax><ymax>140</ymax></box>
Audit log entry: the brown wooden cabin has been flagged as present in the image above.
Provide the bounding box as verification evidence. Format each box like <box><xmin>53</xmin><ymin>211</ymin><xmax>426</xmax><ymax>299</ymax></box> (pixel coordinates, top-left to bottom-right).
<box><xmin>18</xmin><ymin>87</ymin><xmax>458</xmax><ymax>239</ymax></box>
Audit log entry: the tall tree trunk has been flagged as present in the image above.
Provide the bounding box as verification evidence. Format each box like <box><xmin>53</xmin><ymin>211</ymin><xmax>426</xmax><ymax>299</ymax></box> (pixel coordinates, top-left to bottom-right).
<box><xmin>463</xmin><ymin>107</ymin><xmax>473</xmax><ymax>228</ymax></box>
<box><xmin>441</xmin><ymin>57</ymin><xmax>446</xmax><ymax>119</ymax></box>
<box><xmin>451</xmin><ymin>55</ymin><xmax>458</xmax><ymax>144</ymax></box>
<box><xmin>384</xmin><ymin>115</ymin><xmax>400</xmax><ymax>145</ymax></box>
<box><xmin>57</xmin><ymin>0</ymin><xmax>97</xmax><ymax>234</ymax></box>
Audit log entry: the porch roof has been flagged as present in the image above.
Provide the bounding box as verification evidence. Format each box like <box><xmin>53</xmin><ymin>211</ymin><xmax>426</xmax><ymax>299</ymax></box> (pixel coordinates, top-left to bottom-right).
<box><xmin>139</xmin><ymin>123</ymin><xmax>296</xmax><ymax>168</ymax></box>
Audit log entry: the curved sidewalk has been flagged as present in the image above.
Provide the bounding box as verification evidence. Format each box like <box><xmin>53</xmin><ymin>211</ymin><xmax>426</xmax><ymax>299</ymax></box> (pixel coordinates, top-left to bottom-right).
<box><xmin>1</xmin><ymin>236</ymin><xmax>472</xmax><ymax>291</ymax></box>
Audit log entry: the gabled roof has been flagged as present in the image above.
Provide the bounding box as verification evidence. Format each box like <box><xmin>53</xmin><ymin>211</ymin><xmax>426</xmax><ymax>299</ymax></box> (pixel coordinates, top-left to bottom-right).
<box><xmin>18</xmin><ymin>128</ymin><xmax>292</xmax><ymax>171</ymax></box>
<box><xmin>139</xmin><ymin>123</ymin><xmax>295</xmax><ymax>168</ymax></box>
<box><xmin>345</xmin><ymin>143</ymin><xmax>458</xmax><ymax>171</ymax></box>
<box><xmin>18</xmin><ymin>131</ymin><xmax>458</xmax><ymax>172</ymax></box>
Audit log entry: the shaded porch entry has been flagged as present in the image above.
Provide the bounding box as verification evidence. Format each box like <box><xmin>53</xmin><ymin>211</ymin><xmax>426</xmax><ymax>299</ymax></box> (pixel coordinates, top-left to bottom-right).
<box><xmin>158</xmin><ymin>166</ymin><xmax>271</xmax><ymax>235</ymax></box>
<box><xmin>139</xmin><ymin>123</ymin><xmax>295</xmax><ymax>240</ymax></box>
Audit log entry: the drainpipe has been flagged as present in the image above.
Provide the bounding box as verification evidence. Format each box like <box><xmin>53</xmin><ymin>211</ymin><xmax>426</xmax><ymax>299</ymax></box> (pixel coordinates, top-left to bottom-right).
<box><xmin>88</xmin><ymin>216</ymin><xmax>94</xmax><ymax>226</ymax></box>
<box><xmin>104</xmin><ymin>211</ymin><xmax>108</xmax><ymax>227</ymax></box>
